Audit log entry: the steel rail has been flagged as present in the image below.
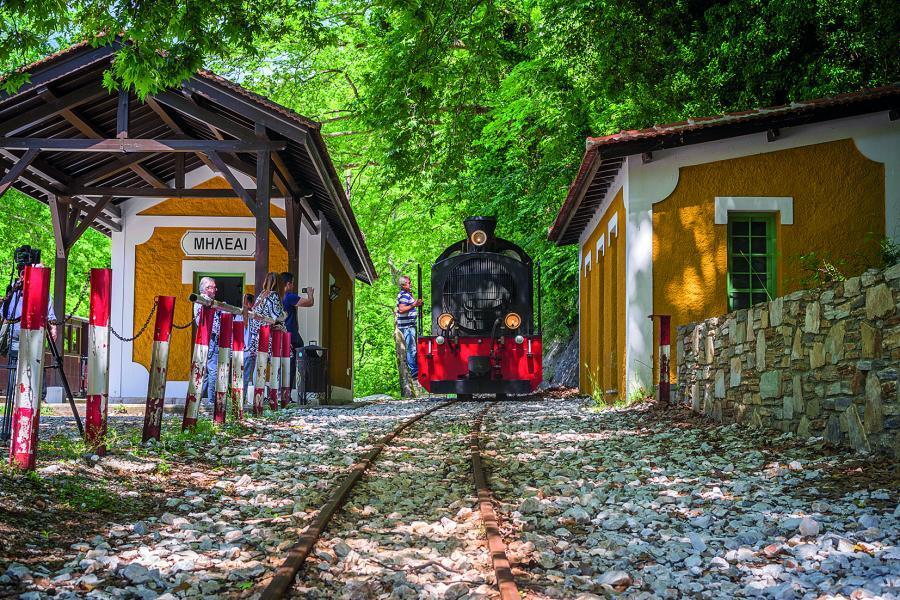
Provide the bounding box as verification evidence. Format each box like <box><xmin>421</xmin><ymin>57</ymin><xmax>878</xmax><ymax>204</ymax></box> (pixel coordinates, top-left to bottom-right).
<box><xmin>472</xmin><ymin>403</ymin><xmax>521</xmax><ymax>600</ymax></box>
<box><xmin>259</xmin><ymin>400</ymin><xmax>457</xmax><ymax>599</ymax></box>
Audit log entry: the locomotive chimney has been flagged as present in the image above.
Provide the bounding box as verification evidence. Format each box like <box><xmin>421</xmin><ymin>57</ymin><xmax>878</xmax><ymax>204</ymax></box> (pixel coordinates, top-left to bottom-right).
<box><xmin>463</xmin><ymin>216</ymin><xmax>497</xmax><ymax>249</ymax></box>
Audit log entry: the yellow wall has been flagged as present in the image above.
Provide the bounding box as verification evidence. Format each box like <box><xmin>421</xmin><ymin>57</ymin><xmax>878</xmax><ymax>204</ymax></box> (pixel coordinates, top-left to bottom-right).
<box><xmin>579</xmin><ymin>188</ymin><xmax>627</xmax><ymax>400</ymax></box>
<box><xmin>652</xmin><ymin>138</ymin><xmax>885</xmax><ymax>381</ymax></box>
<box><xmin>137</xmin><ymin>176</ymin><xmax>286</xmax><ymax>217</ymax></box>
<box><xmin>132</xmin><ymin>227</ymin><xmax>287</xmax><ymax>380</ymax></box>
<box><xmin>321</xmin><ymin>243</ymin><xmax>354</xmax><ymax>390</ymax></box>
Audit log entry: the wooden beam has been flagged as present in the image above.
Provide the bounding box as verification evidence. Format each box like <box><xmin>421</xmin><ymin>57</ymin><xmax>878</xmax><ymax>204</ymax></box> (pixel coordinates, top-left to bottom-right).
<box><xmin>71</xmin><ymin>152</ymin><xmax>158</xmax><ymax>187</ymax></box>
<box><xmin>70</xmin><ymin>186</ymin><xmax>276</xmax><ymax>199</ymax></box>
<box><xmin>116</xmin><ymin>89</ymin><xmax>129</xmax><ymax>138</ymax></box>
<box><xmin>1</xmin><ymin>137</ymin><xmax>286</xmax><ymax>153</ymax></box>
<box><xmin>0</xmin><ymin>148</ymin><xmax>39</xmax><ymax>199</ymax></box>
<box><xmin>0</xmin><ymin>44</ymin><xmax>117</xmax><ymax>101</ymax></box>
<box><xmin>175</xmin><ymin>153</ymin><xmax>185</xmax><ymax>189</ymax></box>
<box><xmin>269</xmin><ymin>218</ymin><xmax>288</xmax><ymax>250</ymax></box>
<box><xmin>285</xmin><ymin>194</ymin><xmax>299</xmax><ymax>280</ymax></box>
<box><xmin>38</xmin><ymin>88</ymin><xmax>167</xmax><ymax>189</ymax></box>
<box><xmin>143</xmin><ymin>96</ymin><xmax>218</xmax><ymax>172</ymax></box>
<box><xmin>204</xmin><ymin>150</ymin><xmax>256</xmax><ymax>209</ymax></box>
<box><xmin>0</xmin><ymin>84</ymin><xmax>108</xmax><ymax>136</ymax></box>
<box><xmin>72</xmin><ymin>196</ymin><xmax>114</xmax><ymax>242</ymax></box>
<box><xmin>152</xmin><ymin>90</ymin><xmax>256</xmax><ymax>141</ymax></box>
<box><xmin>255</xmin><ymin>138</ymin><xmax>272</xmax><ymax>288</ymax></box>
<box><xmin>48</xmin><ymin>195</ymin><xmax>72</xmax><ymax>320</ymax></box>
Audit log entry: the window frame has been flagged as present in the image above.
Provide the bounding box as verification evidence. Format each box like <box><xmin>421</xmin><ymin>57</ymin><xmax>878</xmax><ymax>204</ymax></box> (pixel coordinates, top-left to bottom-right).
<box><xmin>726</xmin><ymin>212</ymin><xmax>777</xmax><ymax>311</ymax></box>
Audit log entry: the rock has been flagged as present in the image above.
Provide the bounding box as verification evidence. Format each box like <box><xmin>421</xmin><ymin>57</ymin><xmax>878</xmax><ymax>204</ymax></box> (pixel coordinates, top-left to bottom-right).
<box><xmin>793</xmin><ymin>544</ymin><xmax>817</xmax><ymax>560</ymax></box>
<box><xmin>596</xmin><ymin>570</ymin><xmax>632</xmax><ymax>590</ymax></box>
<box><xmin>160</xmin><ymin>512</ymin><xmax>178</xmax><ymax>525</ymax></box>
<box><xmin>845</xmin><ymin>405</ymin><xmax>871</xmax><ymax>453</ymax></box>
<box><xmin>443</xmin><ymin>582</ymin><xmax>469</xmax><ymax>599</ymax></box>
<box><xmin>223</xmin><ymin>529</ymin><xmax>243</xmax><ymax>543</ymax></box>
<box><xmin>864</xmin><ymin>373</ymin><xmax>884</xmax><ymax>434</ymax></box>
<box><xmin>824</xmin><ymin>415</ymin><xmax>842</xmax><ymax>446</ymax></box>
<box><xmin>122</xmin><ymin>562</ymin><xmax>151</xmax><ymax>584</ymax></box>
<box><xmin>823</xmin><ymin>321</ymin><xmax>845</xmax><ymax>363</ymax></box>
<box><xmin>760</xmin><ymin>371</ymin><xmax>782</xmax><ymax>399</ymax></box>
<box><xmin>688</xmin><ymin>532</ymin><xmax>707</xmax><ymax>553</ymax></box>
<box><xmin>865</xmin><ymin>283</ymin><xmax>894</xmax><ymax>320</ymax></box>
<box><xmin>5</xmin><ymin>563</ymin><xmax>30</xmax><ymax>580</ymax></box>
<box><xmin>519</xmin><ymin>496</ymin><xmax>542</xmax><ymax>514</ymax></box>
<box><xmin>756</xmin><ymin>333</ymin><xmax>767</xmax><ymax>371</ymax></box>
<box><xmin>799</xmin><ymin>517</ymin><xmax>821</xmax><ymax>537</ymax></box>
<box><xmin>333</xmin><ymin>541</ymin><xmax>352</xmax><ymax>557</ymax></box>
<box><xmin>804</xmin><ymin>301</ymin><xmax>820</xmax><ymax>334</ymax></box>
<box><xmin>563</xmin><ymin>506</ymin><xmax>591</xmax><ymax>524</ymax></box>
<box><xmin>809</xmin><ymin>343</ymin><xmax>825</xmax><ymax>369</ymax></box>
<box><xmin>132</xmin><ymin>521</ymin><xmax>148</xmax><ymax>535</ymax></box>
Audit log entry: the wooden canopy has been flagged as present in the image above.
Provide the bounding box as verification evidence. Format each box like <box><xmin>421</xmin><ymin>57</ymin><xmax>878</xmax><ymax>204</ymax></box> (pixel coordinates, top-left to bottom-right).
<box><xmin>0</xmin><ymin>39</ymin><xmax>376</xmax><ymax>320</ymax></box>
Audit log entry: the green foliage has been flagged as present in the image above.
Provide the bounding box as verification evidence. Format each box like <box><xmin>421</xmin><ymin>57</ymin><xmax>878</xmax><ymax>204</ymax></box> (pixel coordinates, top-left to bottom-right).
<box><xmin>2</xmin><ymin>0</ymin><xmax>897</xmax><ymax>398</ymax></box>
<box><xmin>795</xmin><ymin>252</ymin><xmax>847</xmax><ymax>289</ymax></box>
<box><xmin>0</xmin><ymin>190</ymin><xmax>110</xmax><ymax>318</ymax></box>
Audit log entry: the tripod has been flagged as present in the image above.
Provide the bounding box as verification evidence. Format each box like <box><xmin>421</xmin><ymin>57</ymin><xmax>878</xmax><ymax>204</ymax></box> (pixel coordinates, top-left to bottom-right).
<box><xmin>0</xmin><ymin>324</ymin><xmax>84</xmax><ymax>444</ymax></box>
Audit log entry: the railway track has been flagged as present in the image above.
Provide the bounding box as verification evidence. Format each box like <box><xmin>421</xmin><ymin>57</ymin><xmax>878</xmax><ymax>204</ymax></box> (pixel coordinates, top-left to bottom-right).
<box><xmin>258</xmin><ymin>400</ymin><xmax>521</xmax><ymax>599</ymax></box>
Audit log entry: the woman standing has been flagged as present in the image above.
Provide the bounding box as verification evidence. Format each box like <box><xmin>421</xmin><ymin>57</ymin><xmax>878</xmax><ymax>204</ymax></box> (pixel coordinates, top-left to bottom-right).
<box><xmin>243</xmin><ymin>272</ymin><xmax>286</xmax><ymax>396</ymax></box>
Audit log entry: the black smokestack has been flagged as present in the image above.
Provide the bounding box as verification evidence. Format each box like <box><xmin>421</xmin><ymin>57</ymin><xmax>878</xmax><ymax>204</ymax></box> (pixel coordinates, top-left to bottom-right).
<box><xmin>463</xmin><ymin>216</ymin><xmax>497</xmax><ymax>242</ymax></box>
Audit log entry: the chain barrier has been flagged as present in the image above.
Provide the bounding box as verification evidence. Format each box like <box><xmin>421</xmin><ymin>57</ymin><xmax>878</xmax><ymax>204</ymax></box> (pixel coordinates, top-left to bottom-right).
<box><xmin>62</xmin><ymin>278</ymin><xmax>90</xmax><ymax>324</ymax></box>
<box><xmin>173</xmin><ymin>316</ymin><xmax>195</xmax><ymax>330</ymax></box>
<box><xmin>110</xmin><ymin>297</ymin><xmax>158</xmax><ymax>343</ymax></box>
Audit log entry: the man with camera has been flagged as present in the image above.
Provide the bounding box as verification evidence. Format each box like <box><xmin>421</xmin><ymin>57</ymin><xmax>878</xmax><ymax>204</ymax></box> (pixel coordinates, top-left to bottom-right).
<box><xmin>1</xmin><ymin>246</ymin><xmax>58</xmax><ymax>438</ymax></box>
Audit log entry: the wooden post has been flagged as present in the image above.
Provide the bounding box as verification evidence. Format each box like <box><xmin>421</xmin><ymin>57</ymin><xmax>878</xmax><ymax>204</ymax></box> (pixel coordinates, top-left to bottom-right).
<box><xmin>86</xmin><ymin>268</ymin><xmax>111</xmax><ymax>455</ymax></box>
<box><xmin>213</xmin><ymin>313</ymin><xmax>233</xmax><ymax>424</ymax></box>
<box><xmin>253</xmin><ymin>325</ymin><xmax>271</xmax><ymax>416</ymax></box>
<box><xmin>142</xmin><ymin>296</ymin><xmax>175</xmax><ymax>443</ymax></box>
<box><xmin>230</xmin><ymin>320</ymin><xmax>245</xmax><ymax>421</ymax></box>
<box><xmin>255</xmin><ymin>129</ymin><xmax>272</xmax><ymax>289</ymax></box>
<box><xmin>268</xmin><ymin>330</ymin><xmax>282</xmax><ymax>411</ymax></box>
<box><xmin>8</xmin><ymin>266</ymin><xmax>50</xmax><ymax>470</ymax></box>
<box><xmin>183</xmin><ymin>305</ymin><xmax>215</xmax><ymax>430</ymax></box>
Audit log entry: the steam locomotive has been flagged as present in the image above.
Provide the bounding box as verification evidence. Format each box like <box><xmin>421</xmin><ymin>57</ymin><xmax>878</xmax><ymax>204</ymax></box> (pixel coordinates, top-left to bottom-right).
<box><xmin>416</xmin><ymin>217</ymin><xmax>543</xmax><ymax>397</ymax></box>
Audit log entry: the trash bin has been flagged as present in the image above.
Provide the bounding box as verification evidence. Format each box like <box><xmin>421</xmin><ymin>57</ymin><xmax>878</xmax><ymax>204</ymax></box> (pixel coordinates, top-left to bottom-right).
<box><xmin>298</xmin><ymin>345</ymin><xmax>329</xmax><ymax>405</ymax></box>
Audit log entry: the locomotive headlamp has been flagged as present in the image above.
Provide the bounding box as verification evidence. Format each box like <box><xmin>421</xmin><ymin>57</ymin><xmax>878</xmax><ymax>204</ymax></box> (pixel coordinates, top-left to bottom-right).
<box><xmin>438</xmin><ymin>313</ymin><xmax>455</xmax><ymax>330</ymax></box>
<box><xmin>515</xmin><ymin>335</ymin><xmax>525</xmax><ymax>344</ymax></box>
<box><xmin>504</xmin><ymin>312</ymin><xmax>521</xmax><ymax>330</ymax></box>
<box><xmin>436</xmin><ymin>335</ymin><xmax>446</xmax><ymax>345</ymax></box>
<box><xmin>470</xmin><ymin>230</ymin><xmax>488</xmax><ymax>246</ymax></box>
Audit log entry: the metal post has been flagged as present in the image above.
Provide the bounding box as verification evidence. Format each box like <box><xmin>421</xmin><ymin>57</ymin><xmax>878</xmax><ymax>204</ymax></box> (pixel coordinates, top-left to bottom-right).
<box><xmin>8</xmin><ymin>265</ymin><xmax>50</xmax><ymax>470</ymax></box>
<box><xmin>86</xmin><ymin>268</ymin><xmax>111</xmax><ymax>455</ymax></box>
<box><xmin>182</xmin><ymin>305</ymin><xmax>214</xmax><ymax>430</ymax></box>
<box><xmin>230</xmin><ymin>320</ymin><xmax>245</xmax><ymax>421</ymax></box>
<box><xmin>214</xmin><ymin>313</ymin><xmax>233</xmax><ymax>424</ymax></box>
<box><xmin>280</xmin><ymin>330</ymin><xmax>291</xmax><ymax>408</ymax></box>
<box><xmin>142</xmin><ymin>296</ymin><xmax>175</xmax><ymax>443</ymax></box>
<box><xmin>253</xmin><ymin>325</ymin><xmax>270</xmax><ymax>416</ymax></box>
<box><xmin>655</xmin><ymin>315</ymin><xmax>671</xmax><ymax>407</ymax></box>
<box><xmin>268</xmin><ymin>330</ymin><xmax>282</xmax><ymax>411</ymax></box>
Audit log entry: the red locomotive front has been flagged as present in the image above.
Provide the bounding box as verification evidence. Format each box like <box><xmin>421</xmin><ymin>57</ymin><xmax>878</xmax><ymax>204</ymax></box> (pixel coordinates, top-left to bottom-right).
<box><xmin>415</xmin><ymin>217</ymin><xmax>543</xmax><ymax>398</ymax></box>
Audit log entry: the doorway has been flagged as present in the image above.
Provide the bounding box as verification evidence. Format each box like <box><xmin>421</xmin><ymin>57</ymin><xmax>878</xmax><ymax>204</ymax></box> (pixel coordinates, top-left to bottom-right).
<box><xmin>193</xmin><ymin>272</ymin><xmax>245</xmax><ymax>307</ymax></box>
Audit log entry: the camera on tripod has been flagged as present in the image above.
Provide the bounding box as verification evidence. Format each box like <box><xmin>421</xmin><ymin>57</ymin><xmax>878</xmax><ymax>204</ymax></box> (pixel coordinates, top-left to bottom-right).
<box><xmin>13</xmin><ymin>245</ymin><xmax>41</xmax><ymax>271</ymax></box>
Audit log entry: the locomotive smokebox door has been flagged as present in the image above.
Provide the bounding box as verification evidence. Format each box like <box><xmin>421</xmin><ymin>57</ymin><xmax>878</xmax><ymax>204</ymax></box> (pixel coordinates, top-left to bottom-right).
<box><xmin>463</xmin><ymin>216</ymin><xmax>497</xmax><ymax>249</ymax></box>
<box><xmin>468</xmin><ymin>356</ymin><xmax>491</xmax><ymax>378</ymax></box>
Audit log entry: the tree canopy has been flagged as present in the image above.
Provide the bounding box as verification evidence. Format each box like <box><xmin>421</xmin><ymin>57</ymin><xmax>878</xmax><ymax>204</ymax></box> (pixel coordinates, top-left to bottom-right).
<box><xmin>2</xmin><ymin>0</ymin><xmax>897</xmax><ymax>395</ymax></box>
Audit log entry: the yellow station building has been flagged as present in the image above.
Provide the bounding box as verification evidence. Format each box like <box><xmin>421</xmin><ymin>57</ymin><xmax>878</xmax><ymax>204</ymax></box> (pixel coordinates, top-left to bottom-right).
<box><xmin>550</xmin><ymin>86</ymin><xmax>899</xmax><ymax>401</ymax></box>
<box><xmin>0</xmin><ymin>41</ymin><xmax>376</xmax><ymax>403</ymax></box>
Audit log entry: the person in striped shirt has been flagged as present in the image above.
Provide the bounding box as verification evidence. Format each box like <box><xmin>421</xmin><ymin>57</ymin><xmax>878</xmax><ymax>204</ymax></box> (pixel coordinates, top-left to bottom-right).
<box><xmin>396</xmin><ymin>275</ymin><xmax>423</xmax><ymax>378</ymax></box>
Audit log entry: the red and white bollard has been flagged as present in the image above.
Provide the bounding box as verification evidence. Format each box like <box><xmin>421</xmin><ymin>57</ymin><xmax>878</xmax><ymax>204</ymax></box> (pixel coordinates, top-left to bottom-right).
<box><xmin>253</xmin><ymin>325</ymin><xmax>270</xmax><ymax>417</ymax></box>
<box><xmin>213</xmin><ymin>313</ymin><xmax>233</xmax><ymax>424</ymax></box>
<box><xmin>182</xmin><ymin>305</ymin><xmax>215</xmax><ymax>430</ymax></box>
<box><xmin>142</xmin><ymin>296</ymin><xmax>175</xmax><ymax>443</ymax></box>
<box><xmin>280</xmin><ymin>331</ymin><xmax>292</xmax><ymax>408</ymax></box>
<box><xmin>87</xmin><ymin>268</ymin><xmax>112</xmax><ymax>455</ymax></box>
<box><xmin>268</xmin><ymin>330</ymin><xmax>282</xmax><ymax>411</ymax></box>
<box><xmin>8</xmin><ymin>265</ymin><xmax>50</xmax><ymax>470</ymax></box>
<box><xmin>230</xmin><ymin>320</ymin><xmax>245</xmax><ymax>421</ymax></box>
<box><xmin>652</xmin><ymin>314</ymin><xmax>671</xmax><ymax>407</ymax></box>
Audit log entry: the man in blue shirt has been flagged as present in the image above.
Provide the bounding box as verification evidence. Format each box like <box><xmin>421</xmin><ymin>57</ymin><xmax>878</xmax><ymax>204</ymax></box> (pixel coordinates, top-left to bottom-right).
<box><xmin>281</xmin><ymin>272</ymin><xmax>314</xmax><ymax>391</ymax></box>
<box><xmin>396</xmin><ymin>275</ymin><xmax>422</xmax><ymax>379</ymax></box>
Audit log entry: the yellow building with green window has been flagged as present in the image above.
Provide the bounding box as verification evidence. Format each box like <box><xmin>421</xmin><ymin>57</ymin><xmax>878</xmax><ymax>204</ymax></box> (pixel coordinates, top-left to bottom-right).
<box><xmin>550</xmin><ymin>85</ymin><xmax>899</xmax><ymax>401</ymax></box>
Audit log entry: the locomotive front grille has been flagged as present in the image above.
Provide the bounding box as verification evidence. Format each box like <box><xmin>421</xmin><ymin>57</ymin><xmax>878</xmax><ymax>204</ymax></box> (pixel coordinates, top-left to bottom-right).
<box><xmin>442</xmin><ymin>256</ymin><xmax>515</xmax><ymax>332</ymax></box>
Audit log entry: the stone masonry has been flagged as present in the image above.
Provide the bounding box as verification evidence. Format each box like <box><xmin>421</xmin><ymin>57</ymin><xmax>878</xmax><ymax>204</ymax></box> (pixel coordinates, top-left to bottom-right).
<box><xmin>675</xmin><ymin>263</ymin><xmax>900</xmax><ymax>455</ymax></box>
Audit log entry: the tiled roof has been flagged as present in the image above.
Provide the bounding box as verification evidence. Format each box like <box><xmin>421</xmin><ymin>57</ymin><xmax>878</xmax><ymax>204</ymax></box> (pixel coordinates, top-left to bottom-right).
<box><xmin>549</xmin><ymin>84</ymin><xmax>900</xmax><ymax>245</ymax></box>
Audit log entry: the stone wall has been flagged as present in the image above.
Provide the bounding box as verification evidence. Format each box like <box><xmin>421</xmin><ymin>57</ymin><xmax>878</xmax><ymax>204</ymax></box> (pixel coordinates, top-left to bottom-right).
<box><xmin>675</xmin><ymin>263</ymin><xmax>899</xmax><ymax>455</ymax></box>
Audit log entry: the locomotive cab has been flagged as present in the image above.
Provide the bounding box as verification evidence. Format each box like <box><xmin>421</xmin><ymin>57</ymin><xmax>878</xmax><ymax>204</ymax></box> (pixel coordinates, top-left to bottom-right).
<box><xmin>416</xmin><ymin>217</ymin><xmax>543</xmax><ymax>396</ymax></box>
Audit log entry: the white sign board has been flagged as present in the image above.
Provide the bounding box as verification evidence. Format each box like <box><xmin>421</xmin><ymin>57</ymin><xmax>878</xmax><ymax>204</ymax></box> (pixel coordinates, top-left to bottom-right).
<box><xmin>181</xmin><ymin>231</ymin><xmax>255</xmax><ymax>257</ymax></box>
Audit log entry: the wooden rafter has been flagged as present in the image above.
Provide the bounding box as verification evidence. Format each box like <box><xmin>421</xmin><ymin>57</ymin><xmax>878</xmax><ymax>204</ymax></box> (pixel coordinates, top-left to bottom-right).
<box><xmin>1</xmin><ymin>137</ymin><xmax>286</xmax><ymax>153</ymax></box>
<box><xmin>0</xmin><ymin>148</ymin><xmax>39</xmax><ymax>199</ymax></box>
<box><xmin>0</xmin><ymin>84</ymin><xmax>108</xmax><ymax>136</ymax></box>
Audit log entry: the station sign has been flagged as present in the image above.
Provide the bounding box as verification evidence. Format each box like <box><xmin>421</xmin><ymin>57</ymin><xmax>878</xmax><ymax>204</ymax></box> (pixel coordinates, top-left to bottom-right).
<box><xmin>181</xmin><ymin>231</ymin><xmax>255</xmax><ymax>257</ymax></box>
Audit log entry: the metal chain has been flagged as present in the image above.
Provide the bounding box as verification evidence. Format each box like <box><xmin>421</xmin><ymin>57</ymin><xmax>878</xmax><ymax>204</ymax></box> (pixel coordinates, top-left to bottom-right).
<box><xmin>110</xmin><ymin>297</ymin><xmax>158</xmax><ymax>342</ymax></box>
<box><xmin>62</xmin><ymin>278</ymin><xmax>91</xmax><ymax>324</ymax></box>
<box><xmin>173</xmin><ymin>315</ymin><xmax>195</xmax><ymax>330</ymax></box>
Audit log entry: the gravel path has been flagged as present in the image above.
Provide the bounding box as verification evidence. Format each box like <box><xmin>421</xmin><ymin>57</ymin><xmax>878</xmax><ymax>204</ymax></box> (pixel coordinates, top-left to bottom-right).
<box><xmin>294</xmin><ymin>401</ymin><xmax>496</xmax><ymax>599</ymax></box>
<box><xmin>485</xmin><ymin>400</ymin><xmax>900</xmax><ymax>599</ymax></box>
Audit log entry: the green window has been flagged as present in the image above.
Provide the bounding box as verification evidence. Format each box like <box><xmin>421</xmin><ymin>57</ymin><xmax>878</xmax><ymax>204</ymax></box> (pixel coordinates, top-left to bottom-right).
<box><xmin>727</xmin><ymin>214</ymin><xmax>776</xmax><ymax>311</ymax></box>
